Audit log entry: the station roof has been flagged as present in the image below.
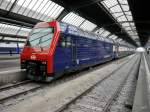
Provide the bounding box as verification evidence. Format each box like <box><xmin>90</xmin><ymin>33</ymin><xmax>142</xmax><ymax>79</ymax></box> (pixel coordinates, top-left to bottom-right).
<box><xmin>0</xmin><ymin>0</ymin><xmax>147</xmax><ymax>47</ymax></box>
<box><xmin>127</xmin><ymin>0</ymin><xmax>150</xmax><ymax>46</ymax></box>
<box><xmin>101</xmin><ymin>0</ymin><xmax>139</xmax><ymax>41</ymax></box>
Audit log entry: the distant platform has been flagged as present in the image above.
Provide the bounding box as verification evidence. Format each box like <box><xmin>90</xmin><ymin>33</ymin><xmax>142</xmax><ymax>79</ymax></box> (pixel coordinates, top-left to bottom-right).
<box><xmin>0</xmin><ymin>54</ymin><xmax>19</xmax><ymax>60</ymax></box>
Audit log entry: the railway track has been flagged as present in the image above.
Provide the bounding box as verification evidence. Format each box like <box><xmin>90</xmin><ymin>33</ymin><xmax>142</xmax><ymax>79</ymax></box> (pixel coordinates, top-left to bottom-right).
<box><xmin>0</xmin><ymin>80</ymin><xmax>31</xmax><ymax>92</ymax></box>
<box><xmin>54</xmin><ymin>55</ymin><xmax>139</xmax><ymax>112</ymax></box>
<box><xmin>0</xmin><ymin>80</ymin><xmax>42</xmax><ymax>103</ymax></box>
<box><xmin>0</xmin><ymin>55</ymin><xmax>134</xmax><ymax>106</ymax></box>
<box><xmin>0</xmin><ymin>62</ymin><xmax>110</xmax><ymax>104</ymax></box>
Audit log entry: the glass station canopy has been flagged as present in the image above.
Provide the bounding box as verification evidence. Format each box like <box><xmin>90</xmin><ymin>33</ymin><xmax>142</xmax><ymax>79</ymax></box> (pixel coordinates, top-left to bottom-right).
<box><xmin>101</xmin><ymin>0</ymin><xmax>139</xmax><ymax>40</ymax></box>
<box><xmin>0</xmin><ymin>0</ymin><xmax>138</xmax><ymax>45</ymax></box>
<box><xmin>62</xmin><ymin>12</ymin><xmax>97</xmax><ymax>32</ymax></box>
<box><xmin>0</xmin><ymin>23</ymin><xmax>31</xmax><ymax>36</ymax></box>
<box><xmin>0</xmin><ymin>0</ymin><xmax>64</xmax><ymax>21</ymax></box>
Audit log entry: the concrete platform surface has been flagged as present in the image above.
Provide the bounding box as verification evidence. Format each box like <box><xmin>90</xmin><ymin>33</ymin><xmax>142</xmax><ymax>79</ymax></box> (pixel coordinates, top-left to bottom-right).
<box><xmin>0</xmin><ymin>54</ymin><xmax>19</xmax><ymax>60</ymax></box>
<box><xmin>0</xmin><ymin>69</ymin><xmax>26</xmax><ymax>86</ymax></box>
<box><xmin>0</xmin><ymin>59</ymin><xmax>20</xmax><ymax>70</ymax></box>
<box><xmin>132</xmin><ymin>53</ymin><xmax>150</xmax><ymax>112</ymax></box>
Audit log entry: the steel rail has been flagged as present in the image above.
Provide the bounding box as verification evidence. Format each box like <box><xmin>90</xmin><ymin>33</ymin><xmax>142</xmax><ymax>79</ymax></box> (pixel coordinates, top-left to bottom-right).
<box><xmin>0</xmin><ymin>80</ymin><xmax>31</xmax><ymax>92</ymax></box>
<box><xmin>0</xmin><ymin>86</ymin><xmax>41</xmax><ymax>103</ymax></box>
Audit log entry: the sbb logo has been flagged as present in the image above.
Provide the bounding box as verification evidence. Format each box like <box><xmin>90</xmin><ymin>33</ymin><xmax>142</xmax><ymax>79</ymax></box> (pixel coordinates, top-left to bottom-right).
<box><xmin>31</xmin><ymin>55</ymin><xmax>36</xmax><ymax>60</ymax></box>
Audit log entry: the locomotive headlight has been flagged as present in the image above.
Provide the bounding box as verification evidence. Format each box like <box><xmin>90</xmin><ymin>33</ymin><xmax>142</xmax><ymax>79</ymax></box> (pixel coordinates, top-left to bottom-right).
<box><xmin>22</xmin><ymin>60</ymin><xmax>26</xmax><ymax>62</ymax></box>
<box><xmin>42</xmin><ymin>61</ymin><xmax>46</xmax><ymax>64</ymax></box>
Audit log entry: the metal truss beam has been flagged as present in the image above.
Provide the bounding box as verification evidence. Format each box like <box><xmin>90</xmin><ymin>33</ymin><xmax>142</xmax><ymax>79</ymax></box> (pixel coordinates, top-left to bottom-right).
<box><xmin>52</xmin><ymin>0</ymin><xmax>105</xmax><ymax>10</ymax></box>
<box><xmin>0</xmin><ymin>9</ymin><xmax>39</xmax><ymax>27</ymax></box>
<box><xmin>0</xmin><ymin>40</ymin><xmax>25</xmax><ymax>43</ymax></box>
<box><xmin>0</xmin><ymin>33</ymin><xmax>26</xmax><ymax>39</ymax></box>
<box><xmin>56</xmin><ymin>9</ymin><xmax>69</xmax><ymax>21</ymax></box>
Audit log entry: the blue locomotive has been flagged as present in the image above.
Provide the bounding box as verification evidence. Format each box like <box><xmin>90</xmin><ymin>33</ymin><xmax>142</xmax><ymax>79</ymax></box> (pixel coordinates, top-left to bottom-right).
<box><xmin>21</xmin><ymin>20</ymin><xmax>134</xmax><ymax>81</ymax></box>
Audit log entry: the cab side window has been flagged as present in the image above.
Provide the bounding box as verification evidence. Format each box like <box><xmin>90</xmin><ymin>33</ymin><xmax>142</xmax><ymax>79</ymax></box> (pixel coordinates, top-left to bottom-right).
<box><xmin>57</xmin><ymin>36</ymin><xmax>65</xmax><ymax>47</ymax></box>
<box><xmin>57</xmin><ymin>35</ymin><xmax>72</xmax><ymax>48</ymax></box>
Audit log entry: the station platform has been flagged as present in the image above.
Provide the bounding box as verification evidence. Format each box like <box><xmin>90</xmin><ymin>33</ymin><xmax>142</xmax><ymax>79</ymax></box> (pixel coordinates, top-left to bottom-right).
<box><xmin>0</xmin><ymin>55</ymin><xmax>26</xmax><ymax>86</ymax></box>
<box><xmin>0</xmin><ymin>54</ymin><xmax>19</xmax><ymax>60</ymax></box>
<box><xmin>0</xmin><ymin>59</ymin><xmax>20</xmax><ymax>71</ymax></box>
<box><xmin>132</xmin><ymin>53</ymin><xmax>150</xmax><ymax>112</ymax></box>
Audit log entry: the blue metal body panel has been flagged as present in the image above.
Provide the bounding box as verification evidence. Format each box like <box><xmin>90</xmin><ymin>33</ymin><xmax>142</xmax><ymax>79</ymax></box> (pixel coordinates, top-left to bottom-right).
<box><xmin>53</xmin><ymin>32</ymin><xmax>113</xmax><ymax>75</ymax></box>
<box><xmin>52</xmin><ymin>22</ymin><xmax>132</xmax><ymax>77</ymax></box>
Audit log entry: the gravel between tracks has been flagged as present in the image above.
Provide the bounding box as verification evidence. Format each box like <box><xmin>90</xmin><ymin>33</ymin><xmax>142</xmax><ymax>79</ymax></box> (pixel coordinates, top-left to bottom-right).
<box><xmin>61</xmin><ymin>55</ymin><xmax>139</xmax><ymax>112</ymax></box>
<box><xmin>0</xmin><ymin>55</ymin><xmax>136</xmax><ymax>112</ymax></box>
<box><xmin>107</xmin><ymin>57</ymin><xmax>140</xmax><ymax>112</ymax></box>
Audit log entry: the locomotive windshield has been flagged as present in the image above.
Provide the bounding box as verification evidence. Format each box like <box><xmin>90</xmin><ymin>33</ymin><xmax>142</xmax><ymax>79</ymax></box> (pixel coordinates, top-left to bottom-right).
<box><xmin>26</xmin><ymin>27</ymin><xmax>54</xmax><ymax>47</ymax></box>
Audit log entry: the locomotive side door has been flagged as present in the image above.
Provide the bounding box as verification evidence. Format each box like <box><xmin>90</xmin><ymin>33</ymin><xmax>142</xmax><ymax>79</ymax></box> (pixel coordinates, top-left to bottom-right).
<box><xmin>71</xmin><ymin>37</ymin><xmax>77</xmax><ymax>66</ymax></box>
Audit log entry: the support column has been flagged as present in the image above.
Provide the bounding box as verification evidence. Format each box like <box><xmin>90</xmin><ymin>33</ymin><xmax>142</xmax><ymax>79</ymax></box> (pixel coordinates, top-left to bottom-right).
<box><xmin>17</xmin><ymin>42</ymin><xmax>19</xmax><ymax>54</ymax></box>
<box><xmin>56</xmin><ymin>9</ymin><xmax>69</xmax><ymax>21</ymax></box>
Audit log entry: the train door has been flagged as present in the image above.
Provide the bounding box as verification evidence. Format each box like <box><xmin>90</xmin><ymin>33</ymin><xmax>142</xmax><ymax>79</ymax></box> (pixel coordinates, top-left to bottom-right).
<box><xmin>71</xmin><ymin>37</ymin><xmax>77</xmax><ymax>67</ymax></box>
<box><xmin>63</xmin><ymin>36</ymin><xmax>72</xmax><ymax>69</ymax></box>
<box><xmin>113</xmin><ymin>44</ymin><xmax>119</xmax><ymax>58</ymax></box>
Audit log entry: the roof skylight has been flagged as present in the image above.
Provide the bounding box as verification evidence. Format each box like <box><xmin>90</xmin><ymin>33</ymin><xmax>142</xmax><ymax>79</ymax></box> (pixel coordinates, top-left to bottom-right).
<box><xmin>80</xmin><ymin>20</ymin><xmax>97</xmax><ymax>31</ymax></box>
<box><xmin>0</xmin><ymin>0</ymin><xmax>64</xmax><ymax>21</ymax></box>
<box><xmin>95</xmin><ymin>28</ymin><xmax>119</xmax><ymax>40</ymax></box>
<box><xmin>4</xmin><ymin>37</ymin><xmax>26</xmax><ymax>42</ymax></box>
<box><xmin>0</xmin><ymin>23</ymin><xmax>31</xmax><ymax>36</ymax></box>
<box><xmin>101</xmin><ymin>0</ymin><xmax>139</xmax><ymax>40</ymax></box>
<box><xmin>62</xmin><ymin>12</ymin><xmax>97</xmax><ymax>31</ymax></box>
